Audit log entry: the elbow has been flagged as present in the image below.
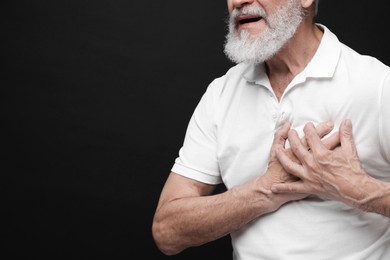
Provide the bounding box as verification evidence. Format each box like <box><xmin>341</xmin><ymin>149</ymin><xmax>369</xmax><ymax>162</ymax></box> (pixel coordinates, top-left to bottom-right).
<box><xmin>152</xmin><ymin>220</ymin><xmax>185</xmax><ymax>256</ymax></box>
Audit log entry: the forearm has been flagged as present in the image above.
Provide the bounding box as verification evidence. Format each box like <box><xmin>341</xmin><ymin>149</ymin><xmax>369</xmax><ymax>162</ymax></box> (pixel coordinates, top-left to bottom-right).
<box><xmin>152</xmin><ymin>177</ymin><xmax>285</xmax><ymax>255</ymax></box>
<box><xmin>356</xmin><ymin>177</ymin><xmax>390</xmax><ymax>217</ymax></box>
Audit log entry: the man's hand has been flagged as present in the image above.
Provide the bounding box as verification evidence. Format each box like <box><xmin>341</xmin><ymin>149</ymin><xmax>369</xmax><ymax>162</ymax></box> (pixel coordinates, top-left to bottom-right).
<box><xmin>271</xmin><ymin>119</ymin><xmax>387</xmax><ymax>212</ymax></box>
<box><xmin>261</xmin><ymin>121</ymin><xmax>339</xmax><ymax>203</ymax></box>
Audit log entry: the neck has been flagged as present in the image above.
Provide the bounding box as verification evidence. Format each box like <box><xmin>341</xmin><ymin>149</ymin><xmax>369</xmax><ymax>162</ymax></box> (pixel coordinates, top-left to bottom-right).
<box><xmin>265</xmin><ymin>22</ymin><xmax>323</xmax><ymax>100</ymax></box>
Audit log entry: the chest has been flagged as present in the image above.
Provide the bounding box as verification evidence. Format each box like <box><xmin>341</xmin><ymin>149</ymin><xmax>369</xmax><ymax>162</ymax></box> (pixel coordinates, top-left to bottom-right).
<box><xmin>215</xmin><ymin>79</ymin><xmax>387</xmax><ymax>188</ymax></box>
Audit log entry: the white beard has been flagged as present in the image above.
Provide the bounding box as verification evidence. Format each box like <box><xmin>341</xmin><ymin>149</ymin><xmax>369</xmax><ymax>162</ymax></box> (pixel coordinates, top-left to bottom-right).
<box><xmin>224</xmin><ymin>0</ymin><xmax>304</xmax><ymax>64</ymax></box>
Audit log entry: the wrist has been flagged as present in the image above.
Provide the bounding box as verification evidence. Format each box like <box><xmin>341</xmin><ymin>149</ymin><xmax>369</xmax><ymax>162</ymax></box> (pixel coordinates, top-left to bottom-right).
<box><xmin>356</xmin><ymin>177</ymin><xmax>390</xmax><ymax>216</ymax></box>
<box><xmin>252</xmin><ymin>176</ymin><xmax>288</xmax><ymax>213</ymax></box>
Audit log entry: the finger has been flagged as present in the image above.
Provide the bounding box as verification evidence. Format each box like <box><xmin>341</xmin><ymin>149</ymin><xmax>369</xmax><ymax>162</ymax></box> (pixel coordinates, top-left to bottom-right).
<box><xmin>339</xmin><ymin>119</ymin><xmax>356</xmax><ymax>154</ymax></box>
<box><xmin>300</xmin><ymin>121</ymin><xmax>333</xmax><ymax>148</ymax></box>
<box><xmin>275</xmin><ymin>146</ymin><xmax>304</xmax><ymax>179</ymax></box>
<box><xmin>271</xmin><ymin>182</ymin><xmax>309</xmax><ymax>194</ymax></box>
<box><xmin>271</xmin><ymin>122</ymin><xmax>291</xmax><ymax>157</ymax></box>
<box><xmin>274</xmin><ymin>122</ymin><xmax>291</xmax><ymax>145</ymax></box>
<box><xmin>288</xmin><ymin>128</ymin><xmax>311</xmax><ymax>160</ymax></box>
<box><xmin>322</xmin><ymin>131</ymin><xmax>340</xmax><ymax>150</ymax></box>
<box><xmin>315</xmin><ymin>121</ymin><xmax>335</xmax><ymax>139</ymax></box>
<box><xmin>303</xmin><ymin>122</ymin><xmax>328</xmax><ymax>154</ymax></box>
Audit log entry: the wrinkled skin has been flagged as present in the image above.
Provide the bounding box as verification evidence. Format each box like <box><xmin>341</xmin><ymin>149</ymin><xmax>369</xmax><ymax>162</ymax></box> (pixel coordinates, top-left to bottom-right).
<box><xmin>272</xmin><ymin>119</ymin><xmax>390</xmax><ymax>216</ymax></box>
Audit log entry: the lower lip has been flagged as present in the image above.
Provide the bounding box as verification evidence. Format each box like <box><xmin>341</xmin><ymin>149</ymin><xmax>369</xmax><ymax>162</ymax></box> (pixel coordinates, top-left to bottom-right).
<box><xmin>238</xmin><ymin>19</ymin><xmax>263</xmax><ymax>30</ymax></box>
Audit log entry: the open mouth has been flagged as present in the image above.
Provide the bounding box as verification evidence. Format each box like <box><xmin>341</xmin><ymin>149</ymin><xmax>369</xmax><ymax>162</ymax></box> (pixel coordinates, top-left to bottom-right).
<box><xmin>237</xmin><ymin>15</ymin><xmax>262</xmax><ymax>25</ymax></box>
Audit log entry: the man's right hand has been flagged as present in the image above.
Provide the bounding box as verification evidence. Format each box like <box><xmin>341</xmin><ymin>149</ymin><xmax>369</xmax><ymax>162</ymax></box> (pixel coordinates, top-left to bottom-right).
<box><xmin>259</xmin><ymin>121</ymin><xmax>340</xmax><ymax>209</ymax></box>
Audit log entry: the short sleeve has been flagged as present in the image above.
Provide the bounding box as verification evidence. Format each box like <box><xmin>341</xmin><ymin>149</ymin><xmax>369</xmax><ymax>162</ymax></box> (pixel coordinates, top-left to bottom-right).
<box><xmin>171</xmin><ymin>79</ymin><xmax>223</xmax><ymax>184</ymax></box>
<box><xmin>379</xmin><ymin>72</ymin><xmax>390</xmax><ymax>162</ymax></box>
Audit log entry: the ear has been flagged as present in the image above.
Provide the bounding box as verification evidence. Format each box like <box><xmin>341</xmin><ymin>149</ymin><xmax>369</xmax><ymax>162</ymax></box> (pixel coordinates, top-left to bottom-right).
<box><xmin>301</xmin><ymin>0</ymin><xmax>314</xmax><ymax>9</ymax></box>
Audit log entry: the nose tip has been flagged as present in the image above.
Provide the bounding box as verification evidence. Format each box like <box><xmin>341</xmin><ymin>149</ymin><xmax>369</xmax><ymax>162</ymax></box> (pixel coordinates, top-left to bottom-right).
<box><xmin>232</xmin><ymin>0</ymin><xmax>255</xmax><ymax>8</ymax></box>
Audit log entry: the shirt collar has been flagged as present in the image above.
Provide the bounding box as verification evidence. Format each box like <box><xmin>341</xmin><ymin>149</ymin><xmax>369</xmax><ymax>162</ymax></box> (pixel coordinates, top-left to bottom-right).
<box><xmin>243</xmin><ymin>23</ymin><xmax>341</xmax><ymax>85</ymax></box>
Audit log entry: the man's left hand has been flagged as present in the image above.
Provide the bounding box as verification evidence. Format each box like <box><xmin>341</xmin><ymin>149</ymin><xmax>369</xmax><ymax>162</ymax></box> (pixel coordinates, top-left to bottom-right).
<box><xmin>271</xmin><ymin>119</ymin><xmax>384</xmax><ymax>211</ymax></box>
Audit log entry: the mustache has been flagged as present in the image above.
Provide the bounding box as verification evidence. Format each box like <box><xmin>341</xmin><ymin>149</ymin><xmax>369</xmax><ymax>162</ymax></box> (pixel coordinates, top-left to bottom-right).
<box><xmin>230</xmin><ymin>5</ymin><xmax>267</xmax><ymax>21</ymax></box>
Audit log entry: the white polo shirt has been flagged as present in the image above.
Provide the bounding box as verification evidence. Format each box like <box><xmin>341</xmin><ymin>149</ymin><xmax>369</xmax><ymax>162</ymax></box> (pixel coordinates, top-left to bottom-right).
<box><xmin>172</xmin><ymin>24</ymin><xmax>390</xmax><ymax>259</ymax></box>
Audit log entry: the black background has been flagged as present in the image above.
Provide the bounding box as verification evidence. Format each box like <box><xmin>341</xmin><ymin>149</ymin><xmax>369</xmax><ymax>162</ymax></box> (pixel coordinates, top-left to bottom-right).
<box><xmin>3</xmin><ymin>1</ymin><xmax>389</xmax><ymax>259</ymax></box>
